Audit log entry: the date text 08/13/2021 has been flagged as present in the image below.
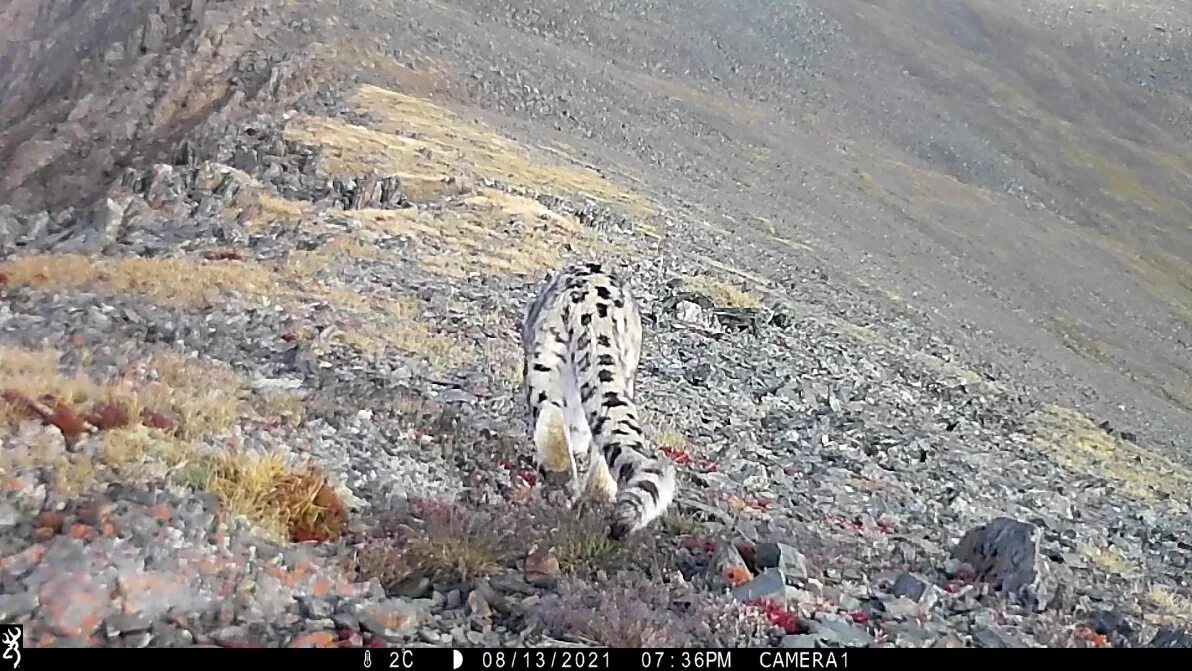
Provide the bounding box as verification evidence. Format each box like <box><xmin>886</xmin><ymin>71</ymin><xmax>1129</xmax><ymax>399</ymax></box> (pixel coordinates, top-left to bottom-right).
<box><xmin>473</xmin><ymin>650</ymin><xmax>849</xmax><ymax>670</ymax></box>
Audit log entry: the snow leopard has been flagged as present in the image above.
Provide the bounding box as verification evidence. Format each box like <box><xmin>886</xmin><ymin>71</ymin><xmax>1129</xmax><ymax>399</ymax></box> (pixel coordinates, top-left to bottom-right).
<box><xmin>520</xmin><ymin>262</ymin><xmax>677</xmax><ymax>540</ymax></box>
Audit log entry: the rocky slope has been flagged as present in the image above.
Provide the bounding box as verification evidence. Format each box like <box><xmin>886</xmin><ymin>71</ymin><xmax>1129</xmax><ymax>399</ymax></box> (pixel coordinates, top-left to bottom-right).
<box><xmin>0</xmin><ymin>0</ymin><xmax>1190</xmax><ymax>649</ymax></box>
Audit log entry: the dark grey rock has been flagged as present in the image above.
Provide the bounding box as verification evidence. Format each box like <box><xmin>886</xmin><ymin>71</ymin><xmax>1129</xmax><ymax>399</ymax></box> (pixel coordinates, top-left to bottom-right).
<box><xmin>1149</xmin><ymin>626</ymin><xmax>1192</xmax><ymax>648</ymax></box>
<box><xmin>753</xmin><ymin>542</ymin><xmax>812</xmax><ymax>580</ymax></box>
<box><xmin>103</xmin><ymin>613</ymin><xmax>152</xmax><ymax>638</ymax></box>
<box><xmin>331</xmin><ymin>611</ymin><xmax>360</xmax><ymax>632</ymax></box>
<box><xmin>890</xmin><ymin>573</ymin><xmax>928</xmax><ymax>602</ymax></box>
<box><xmin>1084</xmin><ymin>609</ymin><xmax>1135</xmax><ymax>647</ymax></box>
<box><xmin>953</xmin><ymin>517</ymin><xmax>1052</xmax><ymax>611</ymax></box>
<box><xmin>730</xmin><ymin>568</ymin><xmax>786</xmax><ymax>603</ymax></box>
<box><xmin>684</xmin><ymin>362</ymin><xmax>713</xmax><ymax>386</ymax></box>
<box><xmin>810</xmin><ymin>619</ymin><xmax>875</xmax><ymax>647</ymax></box>
<box><xmin>298</xmin><ymin>597</ymin><xmax>334</xmax><ymax>620</ymax></box>
<box><xmin>971</xmin><ymin>626</ymin><xmax>1015</xmax><ymax>648</ymax></box>
<box><xmin>780</xmin><ymin>634</ymin><xmax>821</xmax><ymax>648</ymax></box>
<box><xmin>391</xmin><ymin>576</ymin><xmax>434</xmax><ymax>599</ymax></box>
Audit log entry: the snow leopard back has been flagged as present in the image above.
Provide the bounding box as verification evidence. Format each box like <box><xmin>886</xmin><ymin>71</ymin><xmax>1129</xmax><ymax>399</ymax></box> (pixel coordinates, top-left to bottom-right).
<box><xmin>520</xmin><ymin>262</ymin><xmax>676</xmax><ymax>539</ymax></box>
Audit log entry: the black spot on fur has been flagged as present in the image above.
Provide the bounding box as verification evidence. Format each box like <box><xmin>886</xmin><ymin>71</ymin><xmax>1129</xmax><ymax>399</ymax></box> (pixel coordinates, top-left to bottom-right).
<box><xmin>592</xmin><ymin>418</ymin><xmax>607</xmax><ymax>436</ymax></box>
<box><xmin>598</xmin><ymin>369</ymin><xmax>615</xmax><ymax>383</ymax></box>
<box><xmin>532</xmin><ymin>363</ymin><xmax>552</xmax><ymax>373</ymax></box>
<box><xmin>641</xmin><ymin>465</ymin><xmax>665</xmax><ymax>478</ymax></box>
<box><xmin>597</xmin><ymin>334</ymin><xmax>611</xmax><ymax>347</ymax></box>
<box><xmin>571</xmin><ymin>292</ymin><xmax>586</xmax><ymax>304</ymax></box>
<box><xmin>596</xmin><ymin>303</ymin><xmax>609</xmax><ymax>318</ymax></box>
<box><xmin>536</xmin><ymin>391</ymin><xmax>548</xmax><ymax>404</ymax></box>
<box><xmin>595</xmin><ymin>285</ymin><xmax>612</xmax><ymax>300</ymax></box>
<box><xmin>597</xmin><ymin>353</ymin><xmax>615</xmax><ymax>366</ymax></box>
<box><xmin>638</xmin><ymin>480</ymin><xmax>660</xmax><ymax>504</ymax></box>
<box><xmin>581</xmin><ymin>313</ymin><xmax>592</xmax><ymax>326</ymax></box>
<box><xmin>618</xmin><ymin>461</ymin><xmax>635</xmax><ymax>483</ymax></box>
<box><xmin>604</xmin><ymin>444</ymin><xmax>622</xmax><ymax>465</ymax></box>
<box><xmin>614</xmin><ymin>298</ymin><xmax>624</xmax><ymax>308</ymax></box>
<box><xmin>601</xmin><ymin>392</ymin><xmax>628</xmax><ymax>408</ymax></box>
<box><xmin>586</xmin><ymin>263</ymin><xmax>603</xmax><ymax>274</ymax></box>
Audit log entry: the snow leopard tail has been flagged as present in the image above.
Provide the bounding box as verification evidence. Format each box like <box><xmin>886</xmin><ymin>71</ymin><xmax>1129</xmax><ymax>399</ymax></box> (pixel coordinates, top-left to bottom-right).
<box><xmin>562</xmin><ymin>264</ymin><xmax>677</xmax><ymax>540</ymax></box>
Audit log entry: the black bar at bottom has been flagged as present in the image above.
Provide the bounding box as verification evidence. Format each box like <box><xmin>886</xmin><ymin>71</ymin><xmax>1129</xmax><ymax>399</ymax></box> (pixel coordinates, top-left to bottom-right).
<box><xmin>18</xmin><ymin>645</ymin><xmax>1190</xmax><ymax>670</ymax></box>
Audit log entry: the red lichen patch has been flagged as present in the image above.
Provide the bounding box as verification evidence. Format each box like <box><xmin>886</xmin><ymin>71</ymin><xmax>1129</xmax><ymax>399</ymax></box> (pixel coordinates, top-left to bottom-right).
<box><xmin>2</xmin><ymin>386</ymin><xmax>180</xmax><ymax>441</ymax></box>
<box><xmin>66</xmin><ymin>524</ymin><xmax>92</xmax><ymax>540</ymax></box>
<box><xmin>746</xmin><ymin>598</ymin><xmax>801</xmax><ymax>634</ymax></box>
<box><xmin>287</xmin><ymin>476</ymin><xmax>350</xmax><ymax>543</ymax></box>
<box><xmin>86</xmin><ymin>402</ymin><xmax>133</xmax><ymax>431</ymax></box>
<box><xmin>36</xmin><ymin>510</ymin><xmax>66</xmax><ymax>532</ymax></box>
<box><xmin>1071</xmin><ymin>625</ymin><xmax>1110</xmax><ymax>648</ymax></box>
<box><xmin>45</xmin><ymin>398</ymin><xmax>99</xmax><ymax>440</ymax></box>
<box><xmin>660</xmin><ymin>445</ymin><xmax>693</xmax><ymax>466</ymax></box>
<box><xmin>202</xmin><ymin>249</ymin><xmax>246</xmax><ymax>262</ymax></box>
<box><xmin>138</xmin><ymin>408</ymin><xmax>175</xmax><ymax>432</ymax></box>
<box><xmin>2</xmin><ymin>388</ymin><xmax>43</xmax><ymax>421</ymax></box>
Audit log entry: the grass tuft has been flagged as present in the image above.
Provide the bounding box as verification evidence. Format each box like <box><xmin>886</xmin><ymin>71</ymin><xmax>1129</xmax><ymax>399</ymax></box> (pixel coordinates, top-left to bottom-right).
<box><xmin>678</xmin><ymin>274</ymin><xmax>761</xmax><ymax>309</ymax></box>
<box><xmin>180</xmin><ymin>451</ymin><xmax>349</xmax><ymax>543</ymax></box>
<box><xmin>357</xmin><ymin>499</ymin><xmax>514</xmax><ymax>589</ymax></box>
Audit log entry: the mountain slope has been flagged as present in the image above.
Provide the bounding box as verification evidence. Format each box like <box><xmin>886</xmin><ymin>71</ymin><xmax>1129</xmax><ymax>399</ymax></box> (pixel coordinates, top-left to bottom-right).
<box><xmin>0</xmin><ymin>0</ymin><xmax>1189</xmax><ymax>649</ymax></box>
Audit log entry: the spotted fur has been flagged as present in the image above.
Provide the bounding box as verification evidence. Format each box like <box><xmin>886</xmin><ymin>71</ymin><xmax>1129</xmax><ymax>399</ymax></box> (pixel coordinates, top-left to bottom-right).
<box><xmin>520</xmin><ymin>262</ymin><xmax>677</xmax><ymax>539</ymax></box>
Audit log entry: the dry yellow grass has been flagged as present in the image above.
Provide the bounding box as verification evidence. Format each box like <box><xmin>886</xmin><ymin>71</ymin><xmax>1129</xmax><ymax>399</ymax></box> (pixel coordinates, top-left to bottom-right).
<box><xmin>839</xmin><ymin>321</ymin><xmax>879</xmax><ymax>343</ymax></box>
<box><xmin>695</xmin><ymin>255</ymin><xmax>774</xmax><ymax>289</ymax></box>
<box><xmin>913</xmin><ymin>352</ymin><xmax>1001</xmax><ymax>392</ymax></box>
<box><xmin>771</xmin><ymin>236</ymin><xmax>815</xmax><ymax>254</ymax></box>
<box><xmin>0</xmin><ymin>345</ymin><xmax>346</xmax><ymax>542</ymax></box>
<box><xmin>179</xmin><ymin>450</ymin><xmax>348</xmax><ymax>543</ymax></box>
<box><xmin>678</xmin><ymin>274</ymin><xmax>762</xmax><ymax>309</ymax></box>
<box><xmin>227</xmin><ymin>189</ymin><xmax>313</xmax><ymax>228</ymax></box>
<box><xmin>0</xmin><ymin>347</ymin><xmax>244</xmax><ymax>442</ymax></box>
<box><xmin>0</xmin><ymin>248</ymin><xmax>473</xmax><ymax>372</ymax></box>
<box><xmin>1080</xmin><ymin>544</ymin><xmax>1135</xmax><ymax>576</ymax></box>
<box><xmin>1145</xmin><ymin>585</ymin><xmax>1192</xmax><ymax>626</ymax></box>
<box><xmin>320</xmin><ymin>295</ymin><xmax>478</xmax><ymax>373</ymax></box>
<box><xmin>617</xmin><ymin>69</ymin><xmax>766</xmax><ymax>128</ymax></box>
<box><xmin>651</xmin><ymin>426</ymin><xmax>687</xmax><ymax>453</ymax></box>
<box><xmin>0</xmin><ymin>347</ymin><xmax>242</xmax><ymax>496</ymax></box>
<box><xmin>276</xmin><ymin>83</ymin><xmax>662</xmax><ymax>279</ymax></box>
<box><xmin>348</xmin><ymin>186</ymin><xmax>623</xmax><ymax>280</ymax></box>
<box><xmin>1051</xmin><ymin>312</ymin><xmax>1112</xmax><ymax>363</ymax></box>
<box><xmin>481</xmin><ymin>339</ymin><xmax>524</xmax><ymax>391</ymax></box>
<box><xmin>1023</xmin><ymin>405</ymin><xmax>1192</xmax><ymax>511</ymax></box>
<box><xmin>284</xmin><ymin>84</ymin><xmax>655</xmax><ymax>218</ymax></box>
<box><xmin>0</xmin><ymin>254</ymin><xmax>281</xmax><ymax>309</ymax></box>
